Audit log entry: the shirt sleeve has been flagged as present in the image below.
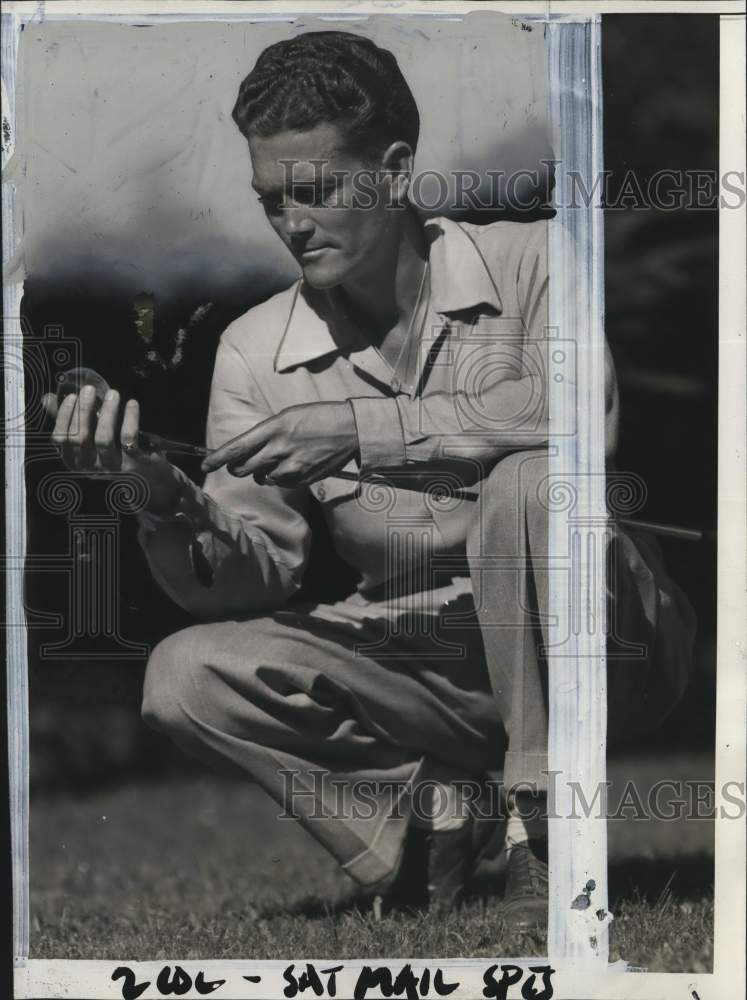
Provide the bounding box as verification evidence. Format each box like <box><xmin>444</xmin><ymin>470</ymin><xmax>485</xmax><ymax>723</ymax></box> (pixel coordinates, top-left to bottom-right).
<box><xmin>350</xmin><ymin>226</ymin><xmax>552</xmax><ymax>472</ymax></box>
<box><xmin>137</xmin><ymin>334</ymin><xmax>311</xmax><ymax>619</ymax></box>
<box><xmin>348</xmin><ymin>396</ymin><xmax>407</xmax><ymax>469</ymax></box>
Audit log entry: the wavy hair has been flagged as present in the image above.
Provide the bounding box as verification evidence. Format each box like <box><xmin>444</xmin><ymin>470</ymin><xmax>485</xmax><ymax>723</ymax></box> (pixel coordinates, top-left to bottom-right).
<box><xmin>232</xmin><ymin>31</ymin><xmax>420</xmax><ymax>160</ymax></box>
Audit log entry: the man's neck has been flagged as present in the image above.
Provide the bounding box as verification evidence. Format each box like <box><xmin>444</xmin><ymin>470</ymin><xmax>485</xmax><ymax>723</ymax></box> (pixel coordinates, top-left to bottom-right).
<box><xmin>340</xmin><ymin>208</ymin><xmax>428</xmax><ymax>347</ymax></box>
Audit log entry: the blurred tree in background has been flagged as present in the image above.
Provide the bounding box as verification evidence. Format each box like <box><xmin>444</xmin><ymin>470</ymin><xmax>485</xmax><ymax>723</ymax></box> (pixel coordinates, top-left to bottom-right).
<box><xmin>602</xmin><ymin>15</ymin><xmax>718</xmax><ymax>750</ymax></box>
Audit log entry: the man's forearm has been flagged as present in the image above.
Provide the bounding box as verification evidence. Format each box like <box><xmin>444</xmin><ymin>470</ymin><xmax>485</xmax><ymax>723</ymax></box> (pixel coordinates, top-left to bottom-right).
<box><xmin>349</xmin><ymin>372</ymin><xmax>549</xmax><ymax>472</ymax></box>
<box><xmin>137</xmin><ymin>476</ymin><xmax>304</xmax><ymax>619</ymax></box>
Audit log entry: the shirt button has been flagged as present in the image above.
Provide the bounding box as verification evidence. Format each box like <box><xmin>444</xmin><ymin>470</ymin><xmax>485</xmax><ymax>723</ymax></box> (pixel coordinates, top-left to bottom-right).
<box><xmin>316</xmin><ymin>484</ymin><xmax>326</xmax><ymax>500</ymax></box>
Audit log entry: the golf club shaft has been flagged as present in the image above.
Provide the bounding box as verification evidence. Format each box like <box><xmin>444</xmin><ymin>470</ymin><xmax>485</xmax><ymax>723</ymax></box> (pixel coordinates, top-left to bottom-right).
<box><xmin>329</xmin><ymin>471</ymin><xmax>709</xmax><ymax>542</ymax></box>
<box><xmin>135</xmin><ymin>438</ymin><xmax>710</xmax><ymax>543</ymax></box>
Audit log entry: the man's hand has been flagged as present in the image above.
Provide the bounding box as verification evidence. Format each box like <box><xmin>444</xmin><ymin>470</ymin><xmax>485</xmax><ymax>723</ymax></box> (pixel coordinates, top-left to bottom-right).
<box><xmin>43</xmin><ymin>386</ymin><xmax>186</xmax><ymax>514</ymax></box>
<box><xmin>201</xmin><ymin>401</ymin><xmax>359</xmax><ymax>487</ymax></box>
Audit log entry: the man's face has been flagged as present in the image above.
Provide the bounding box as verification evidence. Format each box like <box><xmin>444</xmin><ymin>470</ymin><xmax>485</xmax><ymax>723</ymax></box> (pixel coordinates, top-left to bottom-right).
<box><xmin>248</xmin><ymin>123</ymin><xmax>399</xmax><ymax>290</ymax></box>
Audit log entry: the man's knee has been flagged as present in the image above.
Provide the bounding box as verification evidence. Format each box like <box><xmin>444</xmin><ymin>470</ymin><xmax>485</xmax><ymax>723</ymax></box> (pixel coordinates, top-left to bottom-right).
<box><xmin>485</xmin><ymin>448</ymin><xmax>549</xmax><ymax>501</ymax></box>
<box><xmin>467</xmin><ymin>449</ymin><xmax>549</xmax><ymax>559</ymax></box>
<box><xmin>142</xmin><ymin>618</ymin><xmax>281</xmax><ymax>738</ymax></box>
<box><xmin>142</xmin><ymin>625</ymin><xmax>208</xmax><ymax>736</ymax></box>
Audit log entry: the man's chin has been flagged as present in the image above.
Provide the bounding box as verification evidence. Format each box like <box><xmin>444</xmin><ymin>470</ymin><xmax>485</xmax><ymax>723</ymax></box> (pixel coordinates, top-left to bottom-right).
<box><xmin>300</xmin><ymin>257</ymin><xmax>349</xmax><ymax>290</ymax></box>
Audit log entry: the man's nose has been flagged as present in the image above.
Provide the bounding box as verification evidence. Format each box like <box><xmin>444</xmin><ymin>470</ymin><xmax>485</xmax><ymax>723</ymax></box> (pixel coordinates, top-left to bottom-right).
<box><xmin>284</xmin><ymin>208</ymin><xmax>315</xmax><ymax>240</ymax></box>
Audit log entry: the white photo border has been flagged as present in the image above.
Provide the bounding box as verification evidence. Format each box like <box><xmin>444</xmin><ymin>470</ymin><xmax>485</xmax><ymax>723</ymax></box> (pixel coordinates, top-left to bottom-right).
<box><xmin>3</xmin><ymin>2</ymin><xmax>745</xmax><ymax>998</ymax></box>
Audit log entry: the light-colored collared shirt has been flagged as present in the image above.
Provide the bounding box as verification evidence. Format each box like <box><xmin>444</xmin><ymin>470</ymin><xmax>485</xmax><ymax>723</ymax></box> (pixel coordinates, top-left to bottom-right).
<box><xmin>139</xmin><ymin>216</ymin><xmax>618</xmax><ymax>617</ymax></box>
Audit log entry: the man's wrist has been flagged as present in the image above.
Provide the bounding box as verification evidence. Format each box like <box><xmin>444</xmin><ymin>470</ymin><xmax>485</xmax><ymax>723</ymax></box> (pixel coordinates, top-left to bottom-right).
<box><xmin>139</xmin><ymin>467</ymin><xmax>196</xmax><ymax>523</ymax></box>
<box><xmin>144</xmin><ymin>484</ymin><xmax>186</xmax><ymax>517</ymax></box>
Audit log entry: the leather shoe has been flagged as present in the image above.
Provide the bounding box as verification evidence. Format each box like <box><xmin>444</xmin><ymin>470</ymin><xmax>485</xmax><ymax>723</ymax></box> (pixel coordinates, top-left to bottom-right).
<box><xmin>499</xmin><ymin>838</ymin><xmax>549</xmax><ymax>930</ymax></box>
<box><xmin>374</xmin><ymin>802</ymin><xmax>503</xmax><ymax>915</ymax></box>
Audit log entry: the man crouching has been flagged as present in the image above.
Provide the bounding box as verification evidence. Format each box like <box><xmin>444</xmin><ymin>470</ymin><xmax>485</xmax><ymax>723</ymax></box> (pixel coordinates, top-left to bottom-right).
<box><xmin>45</xmin><ymin>30</ymin><xmax>696</xmax><ymax>925</ymax></box>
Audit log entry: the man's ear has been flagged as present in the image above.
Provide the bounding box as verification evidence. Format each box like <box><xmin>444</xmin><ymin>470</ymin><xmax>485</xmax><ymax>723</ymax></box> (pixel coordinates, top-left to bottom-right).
<box><xmin>381</xmin><ymin>141</ymin><xmax>414</xmax><ymax>205</ymax></box>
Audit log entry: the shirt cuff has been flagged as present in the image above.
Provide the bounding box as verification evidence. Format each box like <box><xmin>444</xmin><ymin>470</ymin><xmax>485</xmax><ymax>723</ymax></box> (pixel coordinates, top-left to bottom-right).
<box><xmin>348</xmin><ymin>396</ymin><xmax>407</xmax><ymax>473</ymax></box>
<box><xmin>135</xmin><ymin>467</ymin><xmax>208</xmax><ymax>533</ymax></box>
<box><xmin>135</xmin><ymin>471</ymin><xmax>217</xmax><ymax>587</ymax></box>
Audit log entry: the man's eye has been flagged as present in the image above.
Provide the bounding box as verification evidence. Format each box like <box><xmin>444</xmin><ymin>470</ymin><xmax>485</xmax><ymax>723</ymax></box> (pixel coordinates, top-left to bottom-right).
<box><xmin>318</xmin><ymin>187</ymin><xmax>338</xmax><ymax>206</ymax></box>
<box><xmin>290</xmin><ymin>186</ymin><xmax>336</xmax><ymax>207</ymax></box>
<box><xmin>257</xmin><ymin>195</ymin><xmax>282</xmax><ymax>213</ymax></box>
<box><xmin>257</xmin><ymin>187</ymin><xmax>337</xmax><ymax>211</ymax></box>
<box><xmin>290</xmin><ymin>186</ymin><xmax>316</xmax><ymax>206</ymax></box>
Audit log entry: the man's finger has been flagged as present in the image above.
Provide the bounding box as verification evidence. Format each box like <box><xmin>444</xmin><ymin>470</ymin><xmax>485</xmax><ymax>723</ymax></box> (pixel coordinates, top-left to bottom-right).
<box><xmin>120</xmin><ymin>398</ymin><xmax>141</xmax><ymax>456</ymax></box>
<box><xmin>201</xmin><ymin>420</ymin><xmax>275</xmax><ymax>473</ymax></box>
<box><xmin>51</xmin><ymin>393</ymin><xmax>79</xmax><ymax>467</ymax></box>
<box><xmin>252</xmin><ymin>466</ymin><xmax>281</xmax><ymax>485</ymax></box>
<box><xmin>70</xmin><ymin>384</ymin><xmax>97</xmax><ymax>442</ymax></box>
<box><xmin>228</xmin><ymin>445</ymin><xmax>279</xmax><ymax>479</ymax></box>
<box><xmin>260</xmin><ymin>459</ymin><xmax>306</xmax><ymax>487</ymax></box>
<box><xmin>51</xmin><ymin>393</ymin><xmax>77</xmax><ymax>444</ymax></box>
<box><xmin>94</xmin><ymin>389</ymin><xmax>121</xmax><ymax>470</ymax></box>
<box><xmin>42</xmin><ymin>392</ymin><xmax>59</xmax><ymax>422</ymax></box>
<box><xmin>68</xmin><ymin>385</ymin><xmax>98</xmax><ymax>469</ymax></box>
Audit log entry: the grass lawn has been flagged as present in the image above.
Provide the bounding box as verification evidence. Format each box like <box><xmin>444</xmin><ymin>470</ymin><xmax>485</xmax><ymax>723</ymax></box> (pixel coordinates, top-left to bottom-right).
<box><xmin>29</xmin><ymin>754</ymin><xmax>714</xmax><ymax>972</ymax></box>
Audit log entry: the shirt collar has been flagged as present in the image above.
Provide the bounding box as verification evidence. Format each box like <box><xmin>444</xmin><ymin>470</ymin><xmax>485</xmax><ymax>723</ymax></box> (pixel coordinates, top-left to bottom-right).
<box><xmin>273</xmin><ymin>283</ymin><xmax>342</xmax><ymax>373</ymax></box>
<box><xmin>274</xmin><ymin>215</ymin><xmax>502</xmax><ymax>374</ymax></box>
<box><xmin>423</xmin><ymin>216</ymin><xmax>503</xmax><ymax>316</ymax></box>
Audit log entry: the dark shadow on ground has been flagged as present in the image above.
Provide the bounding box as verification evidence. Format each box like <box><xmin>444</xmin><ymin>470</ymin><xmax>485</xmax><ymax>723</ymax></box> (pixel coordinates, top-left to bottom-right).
<box><xmin>274</xmin><ymin>852</ymin><xmax>714</xmax><ymax>923</ymax></box>
<box><xmin>608</xmin><ymin>855</ymin><xmax>713</xmax><ymax>905</ymax></box>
